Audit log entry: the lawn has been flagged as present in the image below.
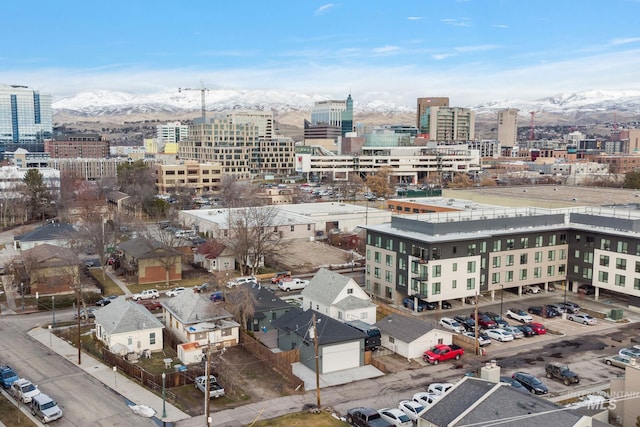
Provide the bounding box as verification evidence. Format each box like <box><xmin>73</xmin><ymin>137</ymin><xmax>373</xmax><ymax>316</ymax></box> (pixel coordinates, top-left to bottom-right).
<box><xmin>250</xmin><ymin>411</ymin><xmax>346</xmax><ymax>426</ymax></box>
<box><xmin>0</xmin><ymin>393</ymin><xmax>38</xmax><ymax>427</ymax></box>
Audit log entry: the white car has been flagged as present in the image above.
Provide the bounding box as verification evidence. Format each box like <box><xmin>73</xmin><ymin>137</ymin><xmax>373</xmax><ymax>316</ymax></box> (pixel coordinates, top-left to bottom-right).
<box><xmin>131</xmin><ymin>289</ymin><xmax>159</xmax><ymax>300</ymax></box>
<box><xmin>412</xmin><ymin>391</ymin><xmax>440</xmax><ymax>407</ymax></box>
<box><xmin>277</xmin><ymin>278</ymin><xmax>310</xmax><ymax>292</ymax></box>
<box><xmin>438</xmin><ymin>317</ymin><xmax>464</xmax><ymax>333</ymax></box>
<box><xmin>378</xmin><ymin>407</ymin><xmax>412</xmax><ymax>427</ymax></box>
<box><xmin>463</xmin><ymin>331</ymin><xmax>491</xmax><ymax>347</ymax></box>
<box><xmin>398</xmin><ymin>400</ymin><xmax>425</xmax><ymax>423</ymax></box>
<box><xmin>567</xmin><ymin>313</ymin><xmax>598</xmax><ymax>325</ymax></box>
<box><xmin>226</xmin><ymin>276</ymin><xmax>257</xmax><ymax>288</ymax></box>
<box><xmin>427</xmin><ymin>382</ymin><xmax>454</xmax><ymax>396</ymax></box>
<box><xmin>165</xmin><ymin>287</ymin><xmax>186</xmax><ymax>297</ymax></box>
<box><xmin>523</xmin><ymin>285</ymin><xmax>541</xmax><ymax>294</ymax></box>
<box><xmin>506</xmin><ymin>308</ymin><xmax>533</xmax><ymax>323</ymax></box>
<box><xmin>485</xmin><ymin>328</ymin><xmax>515</xmax><ymax>342</ymax></box>
<box><xmin>10</xmin><ymin>378</ymin><xmax>40</xmax><ymax>403</ymax></box>
<box><xmin>503</xmin><ymin>326</ymin><xmax>525</xmax><ymax>339</ymax></box>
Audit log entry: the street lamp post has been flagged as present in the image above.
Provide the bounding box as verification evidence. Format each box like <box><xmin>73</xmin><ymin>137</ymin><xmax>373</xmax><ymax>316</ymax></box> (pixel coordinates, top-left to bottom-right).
<box><xmin>20</xmin><ymin>282</ymin><xmax>24</xmax><ymax>312</ymax></box>
<box><xmin>161</xmin><ymin>372</ymin><xmax>167</xmax><ymax>419</ymax></box>
<box><xmin>52</xmin><ymin>296</ymin><xmax>55</xmax><ymax>327</ymax></box>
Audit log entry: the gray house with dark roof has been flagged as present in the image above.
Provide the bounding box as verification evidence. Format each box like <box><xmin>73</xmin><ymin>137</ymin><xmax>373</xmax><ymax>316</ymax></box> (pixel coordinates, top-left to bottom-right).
<box><xmin>301</xmin><ymin>268</ymin><xmax>377</xmax><ymax>324</ymax></box>
<box><xmin>245</xmin><ymin>284</ymin><xmax>295</xmax><ymax>332</ymax></box>
<box><xmin>374</xmin><ymin>314</ymin><xmax>453</xmax><ymax>359</ymax></box>
<box><xmin>94</xmin><ymin>298</ymin><xmax>164</xmax><ymax>354</ymax></box>
<box><xmin>272</xmin><ymin>308</ymin><xmax>366</xmax><ymax>374</ymax></box>
<box><xmin>118</xmin><ymin>236</ymin><xmax>182</xmax><ymax>284</ymax></box>
<box><xmin>14</xmin><ymin>222</ymin><xmax>75</xmax><ymax>250</ymax></box>
<box><xmin>419</xmin><ymin>376</ymin><xmax>598</xmax><ymax>427</ymax></box>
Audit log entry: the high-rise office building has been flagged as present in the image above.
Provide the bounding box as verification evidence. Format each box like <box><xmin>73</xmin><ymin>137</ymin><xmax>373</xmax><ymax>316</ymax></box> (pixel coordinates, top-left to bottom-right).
<box><xmin>418</xmin><ymin>105</ymin><xmax>475</xmax><ymax>142</ymax></box>
<box><xmin>497</xmin><ymin>108</ymin><xmax>519</xmax><ymax>148</ymax></box>
<box><xmin>309</xmin><ymin>94</ymin><xmax>354</xmax><ymax>137</ymax></box>
<box><xmin>416</xmin><ymin>97</ymin><xmax>449</xmax><ymax>130</ymax></box>
<box><xmin>0</xmin><ymin>84</ymin><xmax>52</xmax><ymax>157</ymax></box>
<box><xmin>157</xmin><ymin>122</ymin><xmax>189</xmax><ymax>144</ymax></box>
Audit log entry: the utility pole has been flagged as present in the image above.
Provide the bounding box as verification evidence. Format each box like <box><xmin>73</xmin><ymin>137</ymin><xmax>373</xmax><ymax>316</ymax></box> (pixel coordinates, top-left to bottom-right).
<box><xmin>205</xmin><ymin>335</ymin><xmax>211</xmax><ymax>427</ymax></box>
<box><xmin>312</xmin><ymin>313</ymin><xmax>321</xmax><ymax>408</ymax></box>
<box><xmin>76</xmin><ymin>282</ymin><xmax>82</xmax><ymax>365</ymax></box>
<box><xmin>474</xmin><ymin>291</ymin><xmax>479</xmax><ymax>356</ymax></box>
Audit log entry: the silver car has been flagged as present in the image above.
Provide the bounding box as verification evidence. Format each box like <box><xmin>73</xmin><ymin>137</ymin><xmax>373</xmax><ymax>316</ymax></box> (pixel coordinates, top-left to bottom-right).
<box><xmin>503</xmin><ymin>326</ymin><xmax>525</xmax><ymax>339</ymax></box>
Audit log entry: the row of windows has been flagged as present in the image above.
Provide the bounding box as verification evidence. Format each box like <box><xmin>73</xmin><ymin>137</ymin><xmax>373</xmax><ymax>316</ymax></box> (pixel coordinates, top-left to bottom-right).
<box><xmin>491</xmin><ymin>265</ymin><xmax>566</xmax><ymax>284</ymax></box>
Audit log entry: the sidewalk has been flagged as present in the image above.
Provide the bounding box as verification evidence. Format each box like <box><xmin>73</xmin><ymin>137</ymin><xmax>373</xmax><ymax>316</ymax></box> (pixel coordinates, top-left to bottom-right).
<box><xmin>104</xmin><ymin>267</ymin><xmax>133</xmax><ymax>296</ymax></box>
<box><xmin>28</xmin><ymin>326</ymin><xmax>190</xmax><ymax>425</ymax></box>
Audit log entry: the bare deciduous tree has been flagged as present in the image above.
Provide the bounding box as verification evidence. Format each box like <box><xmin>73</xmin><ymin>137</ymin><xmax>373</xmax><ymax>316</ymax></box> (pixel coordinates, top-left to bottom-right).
<box><xmin>225</xmin><ymin>285</ymin><xmax>257</xmax><ymax>331</ymax></box>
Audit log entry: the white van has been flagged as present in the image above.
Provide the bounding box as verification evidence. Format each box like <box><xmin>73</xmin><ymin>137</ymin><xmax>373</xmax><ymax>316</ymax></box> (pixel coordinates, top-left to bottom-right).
<box><xmin>175</xmin><ymin>230</ymin><xmax>197</xmax><ymax>238</ymax></box>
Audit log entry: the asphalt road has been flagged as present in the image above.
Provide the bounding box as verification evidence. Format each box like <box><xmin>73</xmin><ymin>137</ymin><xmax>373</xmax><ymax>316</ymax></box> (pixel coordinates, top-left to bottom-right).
<box><xmin>0</xmin><ymin>310</ymin><xmax>156</xmax><ymax>426</ymax></box>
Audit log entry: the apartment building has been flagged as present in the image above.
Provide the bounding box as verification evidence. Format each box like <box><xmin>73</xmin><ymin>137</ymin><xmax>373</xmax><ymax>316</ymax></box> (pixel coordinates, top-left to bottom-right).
<box><xmin>364</xmin><ymin>205</ymin><xmax>640</xmax><ymax>309</ymax></box>
<box><xmin>497</xmin><ymin>108</ymin><xmax>519</xmax><ymax>149</ymax></box>
<box><xmin>255</xmin><ymin>135</ymin><xmax>296</xmax><ymax>177</ymax></box>
<box><xmin>153</xmin><ymin>161</ymin><xmax>222</xmax><ymax>195</ymax></box>
<box><xmin>45</xmin><ymin>133</ymin><xmax>109</xmax><ymax>158</ymax></box>
<box><xmin>416</xmin><ymin>97</ymin><xmax>450</xmax><ymax>130</ymax></box>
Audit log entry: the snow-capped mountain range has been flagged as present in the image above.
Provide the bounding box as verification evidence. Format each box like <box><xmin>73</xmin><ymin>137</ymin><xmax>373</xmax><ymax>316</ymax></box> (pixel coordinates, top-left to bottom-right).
<box><xmin>51</xmin><ymin>89</ymin><xmax>640</xmax><ymax>118</ymax></box>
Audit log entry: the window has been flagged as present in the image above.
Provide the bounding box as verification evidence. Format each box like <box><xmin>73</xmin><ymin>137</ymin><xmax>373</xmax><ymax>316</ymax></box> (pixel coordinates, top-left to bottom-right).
<box><xmin>492</xmin><ymin>256</ymin><xmax>501</xmax><ymax>268</ymax></box>
<box><xmin>385</xmin><ymin>254</ymin><xmax>393</xmax><ymax>266</ymax></box>
<box><xmin>222</xmin><ymin>328</ymin><xmax>232</xmax><ymax>337</ymax></box>
<box><xmin>375</xmin><ymin>236</ymin><xmax>382</xmax><ymax>247</ymax></box>
<box><xmin>574</xmin><ymin>250</ymin><xmax>580</xmax><ymax>259</ymax></box>
<box><xmin>615</xmin><ymin>274</ymin><xmax>626</xmax><ymax>287</ymax></box>
<box><xmin>290</xmin><ymin>225</ymin><xmax>295</xmax><ymax>232</ymax></box>
<box><xmin>560</xmin><ymin>233</ymin><xmax>567</xmax><ymax>243</ymax></box>
<box><xmin>467</xmin><ymin>261</ymin><xmax>476</xmax><ymax>273</ymax></box>
<box><xmin>506</xmin><ymin>271</ymin><xmax>513</xmax><ymax>282</ymax></box>
<box><xmin>547</xmin><ymin>265</ymin><xmax>555</xmax><ymax>276</ymax></box>
<box><xmin>432</xmin><ymin>265</ymin><xmax>442</xmax><ymax>278</ymax></box>
<box><xmin>493</xmin><ymin>240</ymin><xmax>502</xmax><ymax>251</ymax></box>
<box><xmin>389</xmin><ymin>336</ymin><xmax>395</xmax><ymax>344</ymax></box>
<box><xmin>598</xmin><ymin>271</ymin><xmax>608</xmax><ymax>283</ymax></box>
<box><xmin>491</xmin><ymin>272</ymin><xmax>500</xmax><ymax>284</ymax></box>
<box><xmin>521</xmin><ymin>237</ymin><xmax>529</xmax><ymax>248</ymax></box>
<box><xmin>585</xmin><ymin>236</ymin><xmax>594</xmax><ymax>247</ymax></box>
<box><xmin>374</xmin><ymin>251</ymin><xmax>381</xmax><ymax>263</ymax></box>
<box><xmin>548</xmin><ymin>250</ymin><xmax>556</xmax><ymax>261</ymax></box>
<box><xmin>452</xmin><ymin>263</ymin><xmax>457</xmax><ymax>272</ymax></box>
<box><xmin>520</xmin><ymin>254</ymin><xmax>528</xmax><ymax>264</ymax></box>
<box><xmin>559</xmin><ymin>264</ymin><xmax>566</xmax><ymax>274</ymax></box>
<box><xmin>432</xmin><ymin>282</ymin><xmax>441</xmax><ymax>295</ymax></box>
<box><xmin>347</xmin><ymin>288</ymin><xmax>353</xmax><ymax>295</ymax></box>
<box><xmin>466</xmin><ymin>278</ymin><xmax>475</xmax><ymax>290</ymax></box>
<box><xmin>618</xmin><ymin>241</ymin><xmax>628</xmax><ymax>254</ymax></box>
<box><xmin>480</xmin><ymin>242</ymin><xmax>487</xmax><ymax>253</ymax></box>
<box><xmin>600</xmin><ymin>255</ymin><xmax>609</xmax><ymax>267</ymax></box>
<box><xmin>635</xmin><ymin>278</ymin><xmax>640</xmax><ymax>290</ymax></box>
<box><xmin>149</xmin><ymin>332</ymin><xmax>156</xmax><ymax>345</ymax></box>
<box><xmin>583</xmin><ymin>267</ymin><xmax>592</xmax><ymax>280</ymax></box>
<box><xmin>452</xmin><ymin>246</ymin><xmax>457</xmax><ymax>254</ymax></box>
<box><xmin>548</xmin><ymin>235</ymin><xmax>557</xmax><ymax>246</ymax></box>
<box><xmin>366</xmin><ymin>249</ymin><xmax>370</xmax><ymax>260</ymax></box>
<box><xmin>636</xmin><ymin>261</ymin><xmax>640</xmax><ymax>273</ymax></box>
<box><xmin>431</xmin><ymin>247</ymin><xmax>441</xmax><ymax>260</ymax></box>
<box><xmin>307</xmin><ymin>224</ymin><xmax>311</xmax><ymax>231</ymax></box>
<box><xmin>506</xmin><ymin>255</ymin><xmax>514</xmax><ymax>266</ymax></box>
<box><xmin>519</xmin><ymin>269</ymin><xmax>527</xmax><ymax>280</ymax></box>
<box><xmin>575</xmin><ymin>234</ymin><xmax>581</xmax><ymax>242</ymax></box>
<box><xmin>128</xmin><ymin>337</ymin><xmax>133</xmax><ymax>346</ymax></box>
<box><xmin>385</xmin><ymin>286</ymin><xmax>392</xmax><ymax>299</ymax></box>
<box><xmin>616</xmin><ymin>258</ymin><xmax>627</xmax><ymax>270</ymax></box>
<box><xmin>534</xmin><ymin>267</ymin><xmax>542</xmax><ymax>278</ymax></box>
<box><xmin>559</xmin><ymin>249</ymin><xmax>567</xmax><ymax>260</ymax></box>
<box><xmin>452</xmin><ymin>280</ymin><xmax>457</xmax><ymax>289</ymax></box>
<box><xmin>583</xmin><ymin>252</ymin><xmax>593</xmax><ymax>263</ymax></box>
<box><xmin>386</xmin><ymin>239</ymin><xmax>393</xmax><ymax>250</ymax></box>
<box><xmin>385</xmin><ymin>270</ymin><xmax>392</xmax><ymax>282</ymax></box>
<box><xmin>601</xmin><ymin>239</ymin><xmax>611</xmax><ymax>250</ymax></box>
<box><xmin>399</xmin><ymin>241</ymin><xmax>406</xmax><ymax>254</ymax></box>
<box><xmin>399</xmin><ymin>258</ymin><xmax>406</xmax><ymax>271</ymax></box>
<box><xmin>467</xmin><ymin>243</ymin><xmax>477</xmax><ymax>256</ymax></box>
<box><xmin>506</xmin><ymin>238</ymin><xmax>515</xmax><ymax>250</ymax></box>
<box><xmin>374</xmin><ymin>267</ymin><xmax>381</xmax><ymax>278</ymax></box>
<box><xmin>535</xmin><ymin>236</ymin><xmax>543</xmax><ymax>247</ymax></box>
<box><xmin>534</xmin><ymin>251</ymin><xmax>542</xmax><ymax>263</ymax></box>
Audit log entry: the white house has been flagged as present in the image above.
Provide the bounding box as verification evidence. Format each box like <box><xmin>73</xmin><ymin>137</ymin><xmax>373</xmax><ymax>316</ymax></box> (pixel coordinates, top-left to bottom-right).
<box><xmin>94</xmin><ymin>298</ymin><xmax>164</xmax><ymax>354</ymax></box>
<box><xmin>162</xmin><ymin>290</ymin><xmax>240</xmax><ymax>349</ymax></box>
<box><xmin>193</xmin><ymin>240</ymin><xmax>235</xmax><ymax>273</ymax></box>
<box><xmin>374</xmin><ymin>314</ymin><xmax>453</xmax><ymax>360</ymax></box>
<box><xmin>301</xmin><ymin>268</ymin><xmax>377</xmax><ymax>324</ymax></box>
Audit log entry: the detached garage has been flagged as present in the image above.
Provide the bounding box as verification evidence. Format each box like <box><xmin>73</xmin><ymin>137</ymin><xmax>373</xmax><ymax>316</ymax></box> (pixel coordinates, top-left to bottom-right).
<box><xmin>272</xmin><ymin>308</ymin><xmax>365</xmax><ymax>374</ymax></box>
<box><xmin>375</xmin><ymin>314</ymin><xmax>453</xmax><ymax>360</ymax></box>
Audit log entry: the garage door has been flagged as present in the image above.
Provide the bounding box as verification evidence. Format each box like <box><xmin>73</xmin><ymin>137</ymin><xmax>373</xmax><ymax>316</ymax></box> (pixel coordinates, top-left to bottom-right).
<box><xmin>322</xmin><ymin>342</ymin><xmax>360</xmax><ymax>373</ymax></box>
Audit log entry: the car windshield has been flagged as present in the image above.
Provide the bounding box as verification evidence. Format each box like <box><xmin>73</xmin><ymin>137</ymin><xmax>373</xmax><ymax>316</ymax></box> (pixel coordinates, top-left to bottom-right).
<box><xmin>41</xmin><ymin>401</ymin><xmax>57</xmax><ymax>410</ymax></box>
<box><xmin>530</xmin><ymin>377</ymin><xmax>542</xmax><ymax>385</ymax></box>
<box><xmin>22</xmin><ymin>384</ymin><xmax>36</xmax><ymax>392</ymax></box>
<box><xmin>451</xmin><ymin>321</ymin><xmax>461</xmax><ymax>327</ymax></box>
<box><xmin>1</xmin><ymin>371</ymin><xmax>14</xmax><ymax>379</ymax></box>
<box><xmin>397</xmin><ymin>414</ymin><xmax>411</xmax><ymax>422</ymax></box>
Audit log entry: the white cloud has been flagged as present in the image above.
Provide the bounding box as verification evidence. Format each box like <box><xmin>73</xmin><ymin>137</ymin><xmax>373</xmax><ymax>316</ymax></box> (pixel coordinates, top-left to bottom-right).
<box><xmin>610</xmin><ymin>37</ymin><xmax>640</xmax><ymax>46</ymax></box>
<box><xmin>454</xmin><ymin>44</ymin><xmax>501</xmax><ymax>53</ymax></box>
<box><xmin>372</xmin><ymin>46</ymin><xmax>400</xmax><ymax>55</ymax></box>
<box><xmin>441</xmin><ymin>18</ymin><xmax>471</xmax><ymax>27</ymax></box>
<box><xmin>314</xmin><ymin>4</ymin><xmax>335</xmax><ymax>16</ymax></box>
<box><xmin>407</xmin><ymin>16</ymin><xmax>424</xmax><ymax>21</ymax></box>
<box><xmin>493</xmin><ymin>24</ymin><xmax>509</xmax><ymax>29</ymax></box>
<box><xmin>432</xmin><ymin>53</ymin><xmax>457</xmax><ymax>60</ymax></box>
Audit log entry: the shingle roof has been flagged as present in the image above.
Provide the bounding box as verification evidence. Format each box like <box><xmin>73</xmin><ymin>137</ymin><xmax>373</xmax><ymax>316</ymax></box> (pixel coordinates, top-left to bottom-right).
<box><xmin>271</xmin><ymin>308</ymin><xmax>365</xmax><ymax>346</ymax></box>
<box><xmin>21</xmin><ymin>243</ymin><xmax>78</xmax><ymax>266</ymax></box>
<box><xmin>15</xmin><ymin>222</ymin><xmax>75</xmax><ymax>243</ymax></box>
<box><xmin>118</xmin><ymin>236</ymin><xmax>178</xmax><ymax>259</ymax></box>
<box><xmin>300</xmin><ymin>268</ymin><xmax>355</xmax><ymax>306</ymax></box>
<box><xmin>94</xmin><ymin>298</ymin><xmax>163</xmax><ymax>335</ymax></box>
<box><xmin>421</xmin><ymin>377</ymin><xmax>585</xmax><ymax>426</ymax></box>
<box><xmin>249</xmin><ymin>285</ymin><xmax>294</xmax><ymax>313</ymax></box>
<box><xmin>332</xmin><ymin>295</ymin><xmax>376</xmax><ymax>311</ymax></box>
<box><xmin>196</xmin><ymin>240</ymin><xmax>229</xmax><ymax>259</ymax></box>
<box><xmin>162</xmin><ymin>290</ymin><xmax>232</xmax><ymax>325</ymax></box>
<box><xmin>374</xmin><ymin>314</ymin><xmax>437</xmax><ymax>343</ymax></box>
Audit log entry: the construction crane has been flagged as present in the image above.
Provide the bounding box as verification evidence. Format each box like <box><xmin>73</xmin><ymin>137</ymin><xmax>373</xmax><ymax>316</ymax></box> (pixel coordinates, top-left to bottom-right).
<box><xmin>178</xmin><ymin>86</ymin><xmax>209</xmax><ymax>121</ymax></box>
<box><xmin>529</xmin><ymin>111</ymin><xmax>535</xmax><ymax>141</ymax></box>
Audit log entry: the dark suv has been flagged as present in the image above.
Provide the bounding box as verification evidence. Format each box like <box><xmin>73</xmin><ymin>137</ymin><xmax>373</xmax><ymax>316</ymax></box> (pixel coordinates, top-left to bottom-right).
<box><xmin>470</xmin><ymin>312</ymin><xmax>497</xmax><ymax>329</ymax></box>
<box><xmin>545</xmin><ymin>362</ymin><xmax>580</xmax><ymax>385</ymax></box>
<box><xmin>512</xmin><ymin>371</ymin><xmax>548</xmax><ymax>395</ymax></box>
<box><xmin>454</xmin><ymin>315</ymin><xmax>476</xmax><ymax>332</ymax></box>
<box><xmin>346</xmin><ymin>407</ymin><xmax>393</xmax><ymax>427</ymax></box>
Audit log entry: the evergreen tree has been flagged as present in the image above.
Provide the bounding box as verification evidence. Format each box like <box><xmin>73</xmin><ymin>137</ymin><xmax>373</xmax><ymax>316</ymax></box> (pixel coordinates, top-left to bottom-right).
<box><xmin>22</xmin><ymin>169</ymin><xmax>52</xmax><ymax>222</ymax></box>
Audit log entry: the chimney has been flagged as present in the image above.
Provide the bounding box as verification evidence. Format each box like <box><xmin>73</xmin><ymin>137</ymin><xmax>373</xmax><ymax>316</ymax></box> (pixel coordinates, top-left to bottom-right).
<box><xmin>480</xmin><ymin>360</ymin><xmax>501</xmax><ymax>383</ymax></box>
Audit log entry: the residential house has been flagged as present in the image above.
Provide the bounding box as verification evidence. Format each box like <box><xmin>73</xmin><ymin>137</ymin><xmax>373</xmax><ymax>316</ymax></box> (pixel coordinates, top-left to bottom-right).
<box><xmin>271</xmin><ymin>308</ymin><xmax>366</xmax><ymax>374</ymax></box>
<box><xmin>162</xmin><ymin>290</ymin><xmax>240</xmax><ymax>350</ymax></box>
<box><xmin>13</xmin><ymin>222</ymin><xmax>75</xmax><ymax>250</ymax></box>
<box><xmin>94</xmin><ymin>298</ymin><xmax>164</xmax><ymax>355</ymax></box>
<box><xmin>374</xmin><ymin>314</ymin><xmax>453</xmax><ymax>360</ymax></box>
<box><xmin>419</xmin><ymin>376</ymin><xmax>599</xmax><ymax>427</ymax></box>
<box><xmin>301</xmin><ymin>268</ymin><xmax>377</xmax><ymax>324</ymax></box>
<box><xmin>244</xmin><ymin>284</ymin><xmax>295</xmax><ymax>332</ymax></box>
<box><xmin>193</xmin><ymin>240</ymin><xmax>235</xmax><ymax>273</ymax></box>
<box><xmin>118</xmin><ymin>237</ymin><xmax>182</xmax><ymax>284</ymax></box>
<box><xmin>19</xmin><ymin>243</ymin><xmax>79</xmax><ymax>294</ymax></box>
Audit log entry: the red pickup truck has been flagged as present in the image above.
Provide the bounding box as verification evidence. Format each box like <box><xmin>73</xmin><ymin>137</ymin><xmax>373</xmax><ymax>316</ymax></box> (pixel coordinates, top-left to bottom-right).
<box><xmin>423</xmin><ymin>344</ymin><xmax>464</xmax><ymax>365</ymax></box>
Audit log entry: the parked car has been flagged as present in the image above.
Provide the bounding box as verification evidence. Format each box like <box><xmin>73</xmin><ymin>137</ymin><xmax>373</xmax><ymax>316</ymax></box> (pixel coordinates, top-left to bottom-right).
<box><xmin>30</xmin><ymin>393</ymin><xmax>63</xmax><ymax>424</ymax></box>
<box><xmin>527</xmin><ymin>305</ymin><xmax>560</xmax><ymax>318</ymax></box>
<box><xmin>403</xmin><ymin>297</ymin><xmax>436</xmax><ymax>312</ymax></box>
<box><xmin>485</xmin><ymin>328</ymin><xmax>515</xmax><ymax>342</ymax></box>
<box><xmin>398</xmin><ymin>400</ymin><xmax>425</xmax><ymax>423</ymax></box>
<box><xmin>511</xmin><ymin>372</ymin><xmax>548</xmax><ymax>395</ymax></box>
<box><xmin>502</xmin><ymin>326</ymin><xmax>525</xmax><ymax>339</ymax></box>
<box><xmin>193</xmin><ymin>282</ymin><xmax>209</xmax><ymax>293</ymax></box>
<box><xmin>454</xmin><ymin>315</ymin><xmax>476</xmax><ymax>332</ymax></box>
<box><xmin>525</xmin><ymin>322</ymin><xmax>547</xmax><ymax>335</ymax></box>
<box><xmin>10</xmin><ymin>378</ymin><xmax>40</xmax><ymax>403</ymax></box>
<box><xmin>560</xmin><ymin>302</ymin><xmax>581</xmax><ymax>313</ymax></box>
<box><xmin>0</xmin><ymin>365</ymin><xmax>19</xmax><ymax>389</ymax></box>
<box><xmin>469</xmin><ymin>312</ymin><xmax>497</xmax><ymax>329</ymax></box>
<box><xmin>226</xmin><ymin>276</ymin><xmax>257</xmax><ymax>288</ymax></box>
<box><xmin>423</xmin><ymin>344</ymin><xmax>464</xmax><ymax>365</ymax></box>
<box><xmin>194</xmin><ymin>375</ymin><xmax>225</xmax><ymax>398</ymax></box>
<box><xmin>578</xmin><ymin>284</ymin><xmax>596</xmax><ymax>295</ymax></box>
<box><xmin>165</xmin><ymin>287</ymin><xmax>187</xmax><ymax>297</ymax></box>
<box><xmin>546</xmin><ymin>303</ymin><xmax>567</xmax><ymax>314</ymax></box>
<box><xmin>567</xmin><ymin>313</ymin><xmax>598</xmax><ymax>325</ymax></box>
<box><xmin>136</xmin><ymin>299</ymin><xmax>162</xmax><ymax>311</ymax></box>
<box><xmin>500</xmin><ymin>376</ymin><xmax>526</xmax><ymax>391</ymax></box>
<box><xmin>514</xmin><ymin>324</ymin><xmax>536</xmax><ymax>337</ymax></box>
<box><xmin>209</xmin><ymin>291</ymin><xmax>224</xmax><ymax>302</ymax></box>
<box><xmin>545</xmin><ymin>362</ymin><xmax>580</xmax><ymax>385</ymax></box>
<box><xmin>463</xmin><ymin>331</ymin><xmax>491</xmax><ymax>346</ymax></box>
<box><xmin>427</xmin><ymin>382</ymin><xmax>454</xmax><ymax>395</ymax></box>
<box><xmin>484</xmin><ymin>312</ymin><xmax>508</xmax><ymax>328</ymax></box>
<box><xmin>604</xmin><ymin>355</ymin><xmax>635</xmax><ymax>369</ymax></box>
<box><xmin>523</xmin><ymin>285</ymin><xmax>542</xmax><ymax>294</ymax></box>
<box><xmin>95</xmin><ymin>295</ymin><xmax>118</xmax><ymax>306</ymax></box>
<box><xmin>277</xmin><ymin>278</ymin><xmax>310</xmax><ymax>292</ymax></box>
<box><xmin>506</xmin><ymin>308</ymin><xmax>533</xmax><ymax>323</ymax></box>
<box><xmin>75</xmin><ymin>307</ymin><xmax>97</xmax><ymax>319</ymax></box>
<box><xmin>441</xmin><ymin>300</ymin><xmax>452</xmax><ymax>309</ymax></box>
<box><xmin>438</xmin><ymin>317</ymin><xmax>464</xmax><ymax>333</ymax></box>
<box><xmin>378</xmin><ymin>407</ymin><xmax>412</xmax><ymax>427</ymax></box>
<box><xmin>618</xmin><ymin>347</ymin><xmax>640</xmax><ymax>359</ymax></box>
<box><xmin>131</xmin><ymin>289</ymin><xmax>159</xmax><ymax>301</ymax></box>
<box><xmin>347</xmin><ymin>406</ymin><xmax>392</xmax><ymax>427</ymax></box>
<box><xmin>270</xmin><ymin>271</ymin><xmax>291</xmax><ymax>284</ymax></box>
<box><xmin>412</xmin><ymin>391</ymin><xmax>440</xmax><ymax>407</ymax></box>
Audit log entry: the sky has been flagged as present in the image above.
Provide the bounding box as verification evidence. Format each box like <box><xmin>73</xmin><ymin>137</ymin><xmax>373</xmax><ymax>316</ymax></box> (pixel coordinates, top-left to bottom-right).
<box><xmin>2</xmin><ymin>0</ymin><xmax>640</xmax><ymax>107</ymax></box>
